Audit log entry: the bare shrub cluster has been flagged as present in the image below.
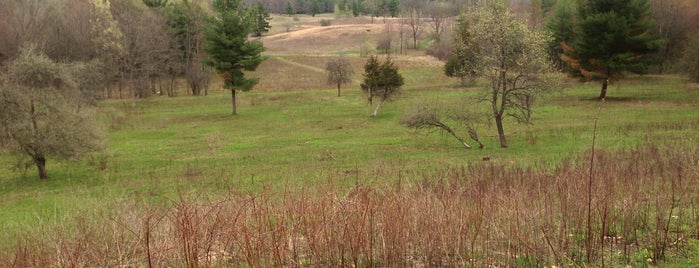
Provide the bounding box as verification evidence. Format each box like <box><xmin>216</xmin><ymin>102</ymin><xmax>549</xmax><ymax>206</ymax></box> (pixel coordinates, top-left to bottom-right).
<box><xmin>2</xmin><ymin>145</ymin><xmax>698</xmax><ymax>267</ymax></box>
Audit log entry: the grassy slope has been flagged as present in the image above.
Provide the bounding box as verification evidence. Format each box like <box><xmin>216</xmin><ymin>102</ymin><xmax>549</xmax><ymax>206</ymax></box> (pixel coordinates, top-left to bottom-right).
<box><xmin>1</xmin><ymin>15</ymin><xmax>698</xmax><ymax>253</ymax></box>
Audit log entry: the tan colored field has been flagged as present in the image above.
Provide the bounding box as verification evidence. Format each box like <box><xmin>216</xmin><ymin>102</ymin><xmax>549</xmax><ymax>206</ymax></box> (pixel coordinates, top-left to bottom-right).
<box><xmin>253</xmin><ymin>14</ymin><xmax>451</xmax><ymax>91</ymax></box>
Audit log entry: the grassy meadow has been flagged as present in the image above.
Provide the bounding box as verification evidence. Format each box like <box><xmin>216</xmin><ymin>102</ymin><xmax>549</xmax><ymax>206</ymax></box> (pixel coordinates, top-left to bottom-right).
<box><xmin>1</xmin><ymin>14</ymin><xmax>698</xmax><ymax>267</ymax></box>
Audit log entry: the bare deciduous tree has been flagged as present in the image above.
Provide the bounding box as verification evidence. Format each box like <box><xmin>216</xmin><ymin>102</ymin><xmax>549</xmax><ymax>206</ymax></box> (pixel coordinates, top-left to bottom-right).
<box><xmin>401</xmin><ymin>0</ymin><xmax>424</xmax><ymax>49</ymax></box>
<box><xmin>325</xmin><ymin>56</ymin><xmax>354</xmax><ymax>97</ymax></box>
<box><xmin>110</xmin><ymin>0</ymin><xmax>172</xmax><ymax>106</ymax></box>
<box><xmin>402</xmin><ymin>102</ymin><xmax>484</xmax><ymax>149</ymax></box>
<box><xmin>425</xmin><ymin>0</ymin><xmax>457</xmax><ymax>44</ymax></box>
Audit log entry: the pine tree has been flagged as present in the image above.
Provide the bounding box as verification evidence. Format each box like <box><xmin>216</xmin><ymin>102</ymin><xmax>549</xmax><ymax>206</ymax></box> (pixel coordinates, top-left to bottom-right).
<box><xmin>546</xmin><ymin>0</ymin><xmax>575</xmax><ymax>71</ymax></box>
<box><xmin>285</xmin><ymin>1</ymin><xmax>295</xmax><ymax>16</ymax></box>
<box><xmin>561</xmin><ymin>0</ymin><xmax>662</xmax><ymax>100</ymax></box>
<box><xmin>203</xmin><ymin>0</ymin><xmax>266</xmax><ymax>115</ymax></box>
<box><xmin>250</xmin><ymin>1</ymin><xmax>271</xmax><ymax>37</ymax></box>
<box><xmin>360</xmin><ymin>56</ymin><xmax>404</xmax><ymax>116</ymax></box>
<box><xmin>444</xmin><ymin>15</ymin><xmax>481</xmax><ymax>86</ymax></box>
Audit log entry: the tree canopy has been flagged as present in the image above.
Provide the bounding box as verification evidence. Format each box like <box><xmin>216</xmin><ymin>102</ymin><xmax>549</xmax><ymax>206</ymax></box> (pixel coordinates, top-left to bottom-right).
<box><xmin>325</xmin><ymin>56</ymin><xmax>354</xmax><ymax>97</ymax></box>
<box><xmin>458</xmin><ymin>1</ymin><xmax>558</xmax><ymax>148</ymax></box>
<box><xmin>360</xmin><ymin>56</ymin><xmax>404</xmax><ymax>116</ymax></box>
<box><xmin>560</xmin><ymin>0</ymin><xmax>662</xmax><ymax>100</ymax></box>
<box><xmin>203</xmin><ymin>0</ymin><xmax>266</xmax><ymax>115</ymax></box>
<box><xmin>0</xmin><ymin>46</ymin><xmax>104</xmax><ymax>179</ymax></box>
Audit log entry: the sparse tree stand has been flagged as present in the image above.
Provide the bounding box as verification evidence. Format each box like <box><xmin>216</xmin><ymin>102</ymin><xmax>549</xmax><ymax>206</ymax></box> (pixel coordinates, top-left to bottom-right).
<box><xmin>560</xmin><ymin>0</ymin><xmax>661</xmax><ymax>100</ymax></box>
<box><xmin>325</xmin><ymin>56</ymin><xmax>354</xmax><ymax>96</ymax></box>
<box><xmin>0</xmin><ymin>47</ymin><xmax>104</xmax><ymax>179</ymax></box>
<box><xmin>203</xmin><ymin>0</ymin><xmax>265</xmax><ymax>115</ymax></box>
<box><xmin>360</xmin><ymin>56</ymin><xmax>404</xmax><ymax>116</ymax></box>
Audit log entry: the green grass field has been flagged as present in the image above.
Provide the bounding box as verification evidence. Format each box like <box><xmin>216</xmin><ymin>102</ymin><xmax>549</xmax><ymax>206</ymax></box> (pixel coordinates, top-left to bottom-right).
<box><xmin>2</xmin><ymin>71</ymin><xmax>697</xmax><ymax>234</ymax></box>
<box><xmin>1</xmin><ymin>14</ymin><xmax>698</xmax><ymax>267</ymax></box>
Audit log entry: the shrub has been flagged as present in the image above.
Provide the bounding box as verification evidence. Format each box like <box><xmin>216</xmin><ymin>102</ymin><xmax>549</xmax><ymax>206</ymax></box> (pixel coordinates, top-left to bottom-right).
<box><xmin>319</xmin><ymin>19</ymin><xmax>331</xmax><ymax>26</ymax></box>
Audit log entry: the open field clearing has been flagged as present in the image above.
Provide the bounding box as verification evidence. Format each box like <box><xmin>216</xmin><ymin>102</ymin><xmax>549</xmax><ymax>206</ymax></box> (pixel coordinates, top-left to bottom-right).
<box><xmin>1</xmin><ymin>12</ymin><xmax>699</xmax><ymax>267</ymax></box>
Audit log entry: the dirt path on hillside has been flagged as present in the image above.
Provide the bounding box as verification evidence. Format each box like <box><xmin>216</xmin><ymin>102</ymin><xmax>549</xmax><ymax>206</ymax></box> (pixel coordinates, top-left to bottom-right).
<box><xmin>272</xmin><ymin>56</ymin><xmax>325</xmax><ymax>73</ymax></box>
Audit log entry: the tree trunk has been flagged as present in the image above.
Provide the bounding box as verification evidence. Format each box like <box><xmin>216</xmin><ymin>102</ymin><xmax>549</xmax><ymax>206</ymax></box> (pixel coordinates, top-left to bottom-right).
<box><xmin>371</xmin><ymin>99</ymin><xmax>385</xmax><ymax>116</ymax></box>
<box><xmin>231</xmin><ymin>89</ymin><xmax>237</xmax><ymax>115</ymax></box>
<box><xmin>34</xmin><ymin>155</ymin><xmax>47</xmax><ymax>179</ymax></box>
<box><xmin>495</xmin><ymin>114</ymin><xmax>508</xmax><ymax>148</ymax></box>
<box><xmin>337</xmin><ymin>84</ymin><xmax>341</xmax><ymax>97</ymax></box>
<box><xmin>599</xmin><ymin>78</ymin><xmax>609</xmax><ymax>100</ymax></box>
<box><xmin>446</xmin><ymin>129</ymin><xmax>471</xmax><ymax>149</ymax></box>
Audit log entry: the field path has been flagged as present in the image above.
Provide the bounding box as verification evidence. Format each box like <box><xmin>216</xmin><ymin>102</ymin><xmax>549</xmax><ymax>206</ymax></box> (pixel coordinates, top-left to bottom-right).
<box><xmin>272</xmin><ymin>56</ymin><xmax>326</xmax><ymax>74</ymax></box>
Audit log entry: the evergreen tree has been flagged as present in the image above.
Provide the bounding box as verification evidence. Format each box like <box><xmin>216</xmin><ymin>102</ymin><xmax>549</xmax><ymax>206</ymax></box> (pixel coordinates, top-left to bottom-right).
<box><xmin>250</xmin><ymin>1</ymin><xmax>271</xmax><ymax>37</ymax></box>
<box><xmin>387</xmin><ymin>0</ymin><xmax>399</xmax><ymax>17</ymax></box>
<box><xmin>561</xmin><ymin>0</ymin><xmax>662</xmax><ymax>100</ymax></box>
<box><xmin>285</xmin><ymin>1</ymin><xmax>295</xmax><ymax>16</ymax></box>
<box><xmin>546</xmin><ymin>0</ymin><xmax>575</xmax><ymax>71</ymax></box>
<box><xmin>203</xmin><ymin>0</ymin><xmax>266</xmax><ymax>115</ymax></box>
<box><xmin>360</xmin><ymin>56</ymin><xmax>404</xmax><ymax>116</ymax></box>
<box><xmin>309</xmin><ymin>0</ymin><xmax>320</xmax><ymax>17</ymax></box>
<box><xmin>444</xmin><ymin>14</ymin><xmax>481</xmax><ymax>86</ymax></box>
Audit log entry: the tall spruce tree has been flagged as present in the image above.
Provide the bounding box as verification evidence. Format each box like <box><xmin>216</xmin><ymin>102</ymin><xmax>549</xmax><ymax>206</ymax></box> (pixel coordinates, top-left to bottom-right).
<box><xmin>561</xmin><ymin>0</ymin><xmax>662</xmax><ymax>100</ymax></box>
<box><xmin>203</xmin><ymin>0</ymin><xmax>265</xmax><ymax>115</ymax></box>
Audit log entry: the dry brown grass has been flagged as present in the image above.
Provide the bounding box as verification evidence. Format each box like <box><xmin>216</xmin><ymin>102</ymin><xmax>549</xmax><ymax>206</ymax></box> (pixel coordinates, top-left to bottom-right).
<box><xmin>263</xmin><ymin>24</ymin><xmax>385</xmax><ymax>55</ymax></box>
<box><xmin>3</xmin><ymin>145</ymin><xmax>697</xmax><ymax>267</ymax></box>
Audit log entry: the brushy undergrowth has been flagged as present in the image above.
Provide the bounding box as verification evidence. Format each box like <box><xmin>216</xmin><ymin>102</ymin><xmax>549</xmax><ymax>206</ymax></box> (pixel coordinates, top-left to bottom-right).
<box><xmin>3</xmin><ymin>145</ymin><xmax>697</xmax><ymax>267</ymax></box>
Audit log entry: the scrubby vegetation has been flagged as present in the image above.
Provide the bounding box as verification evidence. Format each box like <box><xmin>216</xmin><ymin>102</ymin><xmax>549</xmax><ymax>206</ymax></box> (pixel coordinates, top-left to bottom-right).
<box><xmin>2</xmin><ymin>145</ymin><xmax>698</xmax><ymax>267</ymax></box>
<box><xmin>1</xmin><ymin>0</ymin><xmax>699</xmax><ymax>267</ymax></box>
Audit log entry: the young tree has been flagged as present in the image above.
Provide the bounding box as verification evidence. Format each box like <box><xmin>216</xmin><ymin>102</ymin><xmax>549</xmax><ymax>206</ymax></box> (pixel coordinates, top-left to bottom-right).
<box><xmin>360</xmin><ymin>56</ymin><xmax>404</xmax><ymax>116</ymax></box>
<box><xmin>425</xmin><ymin>0</ymin><xmax>456</xmax><ymax>43</ymax></box>
<box><xmin>561</xmin><ymin>0</ymin><xmax>662</xmax><ymax>100</ymax></box>
<box><xmin>325</xmin><ymin>56</ymin><xmax>355</xmax><ymax>97</ymax></box>
<box><xmin>401</xmin><ymin>0</ymin><xmax>424</xmax><ymax>49</ymax></box>
<box><xmin>204</xmin><ymin>0</ymin><xmax>266</xmax><ymax>115</ymax></box>
<box><xmin>444</xmin><ymin>15</ymin><xmax>481</xmax><ymax>86</ymax></box>
<box><xmin>0</xmin><ymin>46</ymin><xmax>104</xmax><ymax>179</ymax></box>
<box><xmin>308</xmin><ymin>0</ymin><xmax>319</xmax><ymax>17</ymax></box>
<box><xmin>285</xmin><ymin>1</ymin><xmax>295</xmax><ymax>16</ymax></box>
<box><xmin>680</xmin><ymin>34</ymin><xmax>699</xmax><ymax>82</ymax></box>
<box><xmin>250</xmin><ymin>1</ymin><xmax>271</xmax><ymax>37</ymax></box>
<box><xmin>466</xmin><ymin>2</ymin><xmax>558</xmax><ymax>148</ymax></box>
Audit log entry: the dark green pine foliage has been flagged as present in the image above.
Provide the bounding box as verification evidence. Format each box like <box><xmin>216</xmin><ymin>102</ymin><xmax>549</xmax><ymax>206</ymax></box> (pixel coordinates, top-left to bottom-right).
<box><xmin>445</xmin><ymin>15</ymin><xmax>481</xmax><ymax>86</ymax></box>
<box><xmin>563</xmin><ymin>0</ymin><xmax>662</xmax><ymax>100</ymax></box>
<box><xmin>285</xmin><ymin>1</ymin><xmax>295</xmax><ymax>16</ymax></box>
<box><xmin>203</xmin><ymin>0</ymin><xmax>265</xmax><ymax>115</ymax></box>
<box><xmin>250</xmin><ymin>1</ymin><xmax>271</xmax><ymax>37</ymax></box>
<box><xmin>361</xmin><ymin>56</ymin><xmax>404</xmax><ymax>116</ymax></box>
<box><xmin>143</xmin><ymin>0</ymin><xmax>168</xmax><ymax>8</ymax></box>
<box><xmin>546</xmin><ymin>0</ymin><xmax>575</xmax><ymax>72</ymax></box>
<box><xmin>309</xmin><ymin>0</ymin><xmax>320</xmax><ymax>17</ymax></box>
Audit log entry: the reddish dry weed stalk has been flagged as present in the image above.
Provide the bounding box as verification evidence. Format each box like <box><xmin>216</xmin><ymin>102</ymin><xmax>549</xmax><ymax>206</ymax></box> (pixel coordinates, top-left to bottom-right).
<box><xmin>2</xmin><ymin>145</ymin><xmax>697</xmax><ymax>267</ymax></box>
